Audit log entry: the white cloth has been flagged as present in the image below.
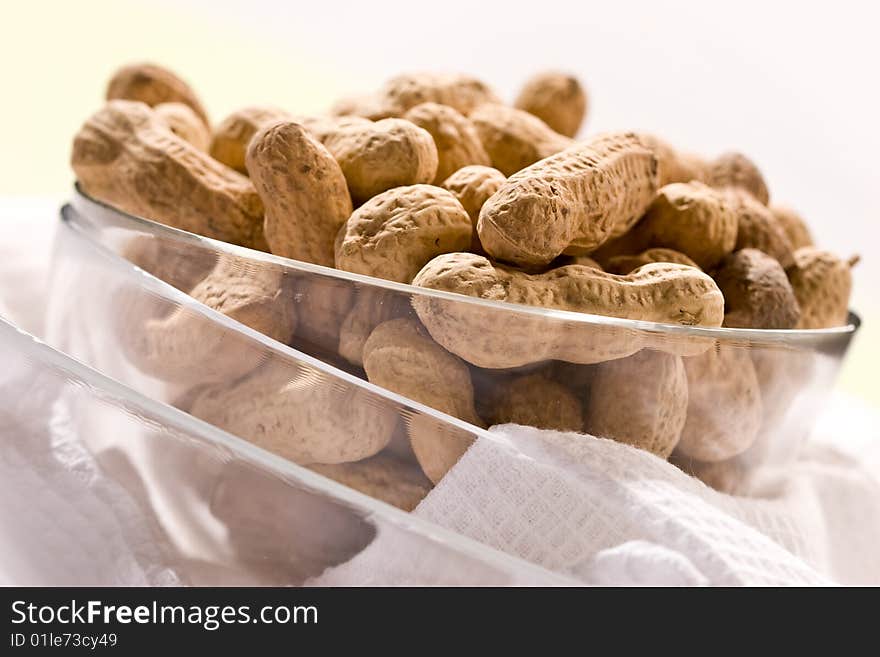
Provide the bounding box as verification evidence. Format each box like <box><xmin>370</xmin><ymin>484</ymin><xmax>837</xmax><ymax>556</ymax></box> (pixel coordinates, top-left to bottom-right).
<box><xmin>3</xmin><ymin>199</ymin><xmax>880</xmax><ymax>586</ymax></box>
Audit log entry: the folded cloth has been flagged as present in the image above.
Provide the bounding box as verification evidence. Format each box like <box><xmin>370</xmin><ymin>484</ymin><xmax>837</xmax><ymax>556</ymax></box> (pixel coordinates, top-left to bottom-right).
<box><xmin>314</xmin><ymin>418</ymin><xmax>880</xmax><ymax>586</ymax></box>
<box><xmin>419</xmin><ymin>424</ymin><xmax>880</xmax><ymax>585</ymax></box>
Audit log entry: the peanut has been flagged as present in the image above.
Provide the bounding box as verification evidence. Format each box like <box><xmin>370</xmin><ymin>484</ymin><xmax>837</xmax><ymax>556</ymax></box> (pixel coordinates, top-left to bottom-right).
<box><xmin>477</xmin><ymin>132</ymin><xmax>658</xmax><ymax>267</ymax></box>
<box><xmin>787</xmin><ymin>247</ymin><xmax>856</xmax><ymax>328</ymax></box>
<box><xmin>362</xmin><ymin>318</ymin><xmax>481</xmax><ymax>483</ymax></box>
<box><xmin>120</xmin><ymin>255</ymin><xmax>296</xmax><ymax>385</ymax></box>
<box><xmin>713</xmin><ymin>249</ymin><xmax>801</xmax><ymax>329</ymax></box>
<box><xmin>106</xmin><ymin>62</ymin><xmax>209</xmax><ymax>127</ymax></box>
<box><xmin>513</xmin><ymin>71</ymin><xmax>588</xmax><ymax>138</ymax></box>
<box><xmin>557</xmin><ymin>254</ymin><xmax>604</xmax><ymax>270</ymax></box>
<box><xmin>319</xmin><ymin>118</ymin><xmax>438</xmax><ymax>204</ymax></box>
<box><xmin>770</xmin><ymin>204</ymin><xmax>814</xmax><ymax>250</ymax></box>
<box><xmin>726</xmin><ymin>189</ymin><xmax>795</xmax><ymax>268</ymax></box>
<box><xmin>469</xmin><ymin>103</ymin><xmax>574</xmax><ymax>176</ymax></box>
<box><xmin>246</xmin><ymin>120</ymin><xmax>352</xmax><ymax>266</ymax></box>
<box><xmin>638</xmin><ymin>134</ymin><xmax>708</xmax><ymax>186</ymax></box>
<box><xmin>705</xmin><ymin>151</ymin><xmax>770</xmax><ymax>205</ymax></box>
<box><xmin>291</xmin><ymin>274</ymin><xmax>354</xmax><ymax>352</ymax></box>
<box><xmin>190</xmin><ymin>357</ymin><xmax>395</xmax><ymax>465</ymax></box>
<box><xmin>411</xmin><ymin>253</ymin><xmax>724</xmax><ymax>368</ymax></box>
<box><xmin>71</xmin><ymin>100</ymin><xmax>266</xmax><ymax>250</ymax></box>
<box><xmin>604</xmin><ymin>182</ymin><xmax>738</xmax><ymax>270</ymax></box>
<box><xmin>403</xmin><ymin>103</ymin><xmax>491</xmax><ymax>184</ymax></box>
<box><xmin>441</xmin><ymin>165</ymin><xmax>507</xmax><ymax>252</ymax></box>
<box><xmin>153</xmin><ymin>102</ymin><xmax>210</xmax><ymax>151</ymax></box>
<box><xmin>329</xmin><ymin>93</ymin><xmax>386</xmax><ymax>120</ymax></box>
<box><xmin>121</xmin><ymin>234</ymin><xmax>215</xmax><ymax>294</ymax></box>
<box><xmin>605</xmin><ymin>248</ymin><xmax>699</xmax><ymax>275</ymax></box>
<box><xmin>299</xmin><ymin>114</ymin><xmax>373</xmax><ymax>142</ymax></box>
<box><xmin>337</xmin><ymin>289</ymin><xmax>409</xmax><ymax>366</ymax></box>
<box><xmin>585</xmin><ymin>349</ymin><xmax>688</xmax><ymax>458</ymax></box>
<box><xmin>676</xmin><ymin>345</ymin><xmax>762</xmax><ymax>462</ymax></box>
<box><xmin>335</xmin><ymin>72</ymin><xmax>501</xmax><ymax>120</ymax></box>
<box><xmin>484</xmin><ymin>373</ymin><xmax>584</xmax><ymax>432</ymax></box>
<box><xmin>209</xmin><ymin>105</ymin><xmax>292</xmax><ymax>174</ymax></box>
<box><xmin>308</xmin><ymin>453</ymin><xmax>433</xmax><ymax>511</ymax></box>
<box><xmin>335</xmin><ymin>184</ymin><xmax>472</xmax><ymax>283</ymax></box>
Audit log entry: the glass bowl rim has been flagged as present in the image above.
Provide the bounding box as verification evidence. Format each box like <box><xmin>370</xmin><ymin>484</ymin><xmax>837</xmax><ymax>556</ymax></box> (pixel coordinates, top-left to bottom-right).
<box><xmin>70</xmin><ymin>184</ymin><xmax>861</xmax><ymax>348</ymax></box>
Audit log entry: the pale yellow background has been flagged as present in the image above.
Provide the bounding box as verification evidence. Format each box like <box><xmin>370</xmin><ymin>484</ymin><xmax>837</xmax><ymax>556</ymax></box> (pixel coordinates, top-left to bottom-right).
<box><xmin>1</xmin><ymin>0</ymin><xmax>877</xmax><ymax>405</ymax></box>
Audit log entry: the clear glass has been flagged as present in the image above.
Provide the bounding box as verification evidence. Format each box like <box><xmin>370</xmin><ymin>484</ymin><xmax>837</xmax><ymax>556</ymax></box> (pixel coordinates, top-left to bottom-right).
<box><xmin>60</xmin><ymin>188</ymin><xmax>861</xmax><ymax>496</ymax></box>
<box><xmin>0</xmin><ymin>315</ymin><xmax>567</xmax><ymax>585</ymax></box>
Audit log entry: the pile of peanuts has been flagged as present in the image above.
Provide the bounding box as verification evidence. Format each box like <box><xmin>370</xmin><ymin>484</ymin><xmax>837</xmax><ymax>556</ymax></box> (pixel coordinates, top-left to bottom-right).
<box><xmin>71</xmin><ymin>63</ymin><xmax>858</xmax><ymax>505</ymax></box>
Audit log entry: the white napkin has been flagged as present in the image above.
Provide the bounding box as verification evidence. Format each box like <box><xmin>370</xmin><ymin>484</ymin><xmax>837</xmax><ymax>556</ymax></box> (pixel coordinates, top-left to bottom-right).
<box><xmin>313</xmin><ymin>414</ymin><xmax>880</xmax><ymax>585</ymax></box>
<box><xmin>422</xmin><ymin>422</ymin><xmax>880</xmax><ymax>585</ymax></box>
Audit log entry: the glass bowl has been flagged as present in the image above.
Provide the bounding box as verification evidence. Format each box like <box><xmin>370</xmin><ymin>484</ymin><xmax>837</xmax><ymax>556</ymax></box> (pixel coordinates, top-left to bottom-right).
<box><xmin>61</xmin><ymin>187</ymin><xmax>861</xmax><ymax>496</ymax></box>
<box><xmin>0</xmin><ymin>314</ymin><xmax>567</xmax><ymax>585</ymax></box>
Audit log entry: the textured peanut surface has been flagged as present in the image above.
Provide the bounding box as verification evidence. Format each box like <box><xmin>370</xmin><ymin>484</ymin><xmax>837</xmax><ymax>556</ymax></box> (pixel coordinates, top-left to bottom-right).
<box><xmin>190</xmin><ymin>359</ymin><xmax>395</xmax><ymax>464</ymax></box>
<box><xmin>639</xmin><ymin>134</ymin><xmax>707</xmax><ymax>186</ymax></box>
<box><xmin>713</xmin><ymin>249</ymin><xmax>801</xmax><ymax>329</ymax></box>
<box><xmin>441</xmin><ymin>165</ymin><xmax>506</xmax><ymax>252</ymax></box>
<box><xmin>706</xmin><ymin>151</ymin><xmax>770</xmax><ymax>205</ymax></box>
<box><xmin>209</xmin><ymin>106</ymin><xmax>292</xmax><ymax>174</ymax></box>
<box><xmin>335</xmin><ymin>184</ymin><xmax>472</xmax><ymax>283</ymax></box>
<box><xmin>122</xmin><ymin>234</ymin><xmax>215</xmax><ymax>294</ymax></box>
<box><xmin>605</xmin><ymin>248</ymin><xmax>699</xmax><ymax>275</ymax></box>
<box><xmin>557</xmin><ymin>254</ymin><xmax>604</xmax><ymax>269</ymax></box>
<box><xmin>154</xmin><ymin>102</ymin><xmax>210</xmax><ymax>151</ymax></box>
<box><xmin>677</xmin><ymin>345</ymin><xmax>762</xmax><ymax>462</ymax></box>
<box><xmin>72</xmin><ymin>100</ymin><xmax>266</xmax><ymax>250</ymax></box>
<box><xmin>485</xmin><ymin>373</ymin><xmax>583</xmax><ymax>432</ymax></box>
<box><xmin>514</xmin><ymin>71</ymin><xmax>587</xmax><ymax>138</ymax></box>
<box><xmin>586</xmin><ymin>349</ymin><xmax>688</xmax><ymax>458</ymax></box>
<box><xmin>469</xmin><ymin>103</ymin><xmax>573</xmax><ymax>177</ymax></box>
<box><xmin>308</xmin><ymin>453</ymin><xmax>433</xmax><ymax>511</ymax></box>
<box><xmin>291</xmin><ymin>274</ymin><xmax>354</xmax><ymax>350</ymax></box>
<box><xmin>618</xmin><ymin>182</ymin><xmax>738</xmax><ymax>270</ymax></box>
<box><xmin>787</xmin><ymin>247</ymin><xmax>854</xmax><ymax>328</ymax></box>
<box><xmin>477</xmin><ymin>132</ymin><xmax>658</xmax><ymax>266</ymax></box>
<box><xmin>121</xmin><ymin>255</ymin><xmax>296</xmax><ymax>385</ymax></box>
<box><xmin>106</xmin><ymin>62</ymin><xmax>209</xmax><ymax>127</ymax></box>
<box><xmin>337</xmin><ymin>289</ymin><xmax>409</xmax><ymax>366</ymax></box>
<box><xmin>770</xmin><ymin>204</ymin><xmax>814</xmax><ymax>250</ymax></box>
<box><xmin>320</xmin><ymin>118</ymin><xmax>438</xmax><ymax>203</ymax></box>
<box><xmin>404</xmin><ymin>103</ymin><xmax>490</xmax><ymax>184</ymax></box>
<box><xmin>726</xmin><ymin>190</ymin><xmax>795</xmax><ymax>268</ymax></box>
<box><xmin>363</xmin><ymin>318</ymin><xmax>481</xmax><ymax>483</ymax></box>
<box><xmin>412</xmin><ymin>253</ymin><xmax>724</xmax><ymax>368</ymax></box>
<box><xmin>246</xmin><ymin>120</ymin><xmax>352</xmax><ymax>266</ymax></box>
<box><xmin>376</xmin><ymin>72</ymin><xmax>501</xmax><ymax>118</ymax></box>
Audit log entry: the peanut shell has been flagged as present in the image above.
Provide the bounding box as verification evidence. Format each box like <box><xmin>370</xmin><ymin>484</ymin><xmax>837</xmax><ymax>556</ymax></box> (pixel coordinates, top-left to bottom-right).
<box><xmin>209</xmin><ymin>105</ymin><xmax>292</xmax><ymax>174</ymax></box>
<box><xmin>335</xmin><ymin>184</ymin><xmax>472</xmax><ymax>283</ymax></box>
<box><xmin>585</xmin><ymin>349</ymin><xmax>688</xmax><ymax>458</ymax></box>
<box><xmin>106</xmin><ymin>62</ymin><xmax>209</xmax><ymax>127</ymax></box>
<box><xmin>713</xmin><ymin>249</ymin><xmax>800</xmax><ymax>329</ymax></box>
<box><xmin>677</xmin><ymin>345</ymin><xmax>763</xmax><ymax>462</ymax></box>
<box><xmin>363</xmin><ymin>318</ymin><xmax>482</xmax><ymax>483</ymax></box>
<box><xmin>787</xmin><ymin>247</ymin><xmax>854</xmax><ymax>329</ymax></box>
<box><xmin>477</xmin><ymin>132</ymin><xmax>658</xmax><ymax>266</ymax></box>
<box><xmin>513</xmin><ymin>71</ymin><xmax>588</xmax><ymax>138</ymax></box>
<box><xmin>71</xmin><ymin>100</ymin><xmax>266</xmax><ymax>250</ymax></box>
<box><xmin>246</xmin><ymin>120</ymin><xmax>352</xmax><ymax>266</ymax></box>
<box><xmin>404</xmin><ymin>102</ymin><xmax>491</xmax><ymax>184</ymax></box>
<box><xmin>469</xmin><ymin>103</ymin><xmax>574</xmax><ymax>176</ymax></box>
